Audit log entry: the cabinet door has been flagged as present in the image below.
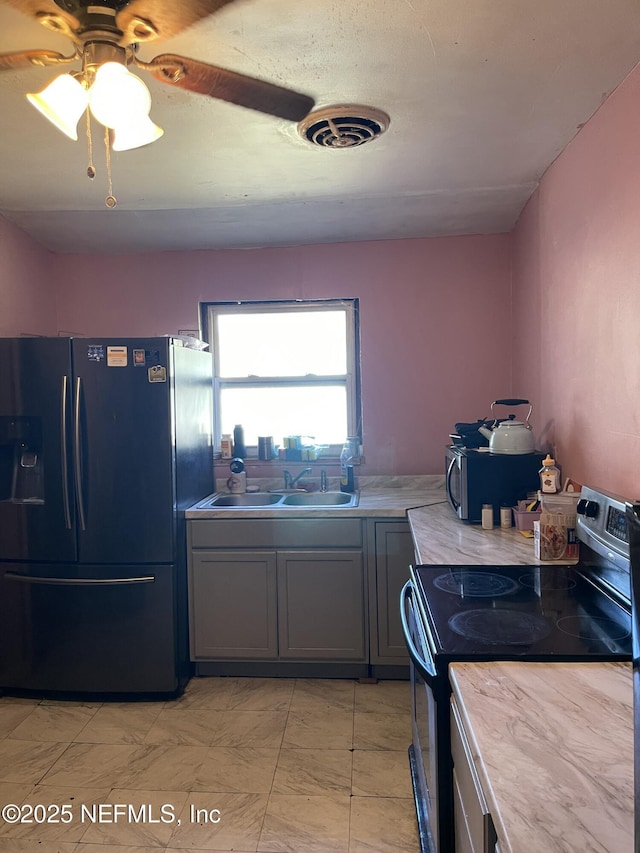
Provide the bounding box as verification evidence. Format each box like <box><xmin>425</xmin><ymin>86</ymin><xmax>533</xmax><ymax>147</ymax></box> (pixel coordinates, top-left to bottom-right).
<box><xmin>451</xmin><ymin>698</ymin><xmax>497</xmax><ymax>853</ymax></box>
<box><xmin>189</xmin><ymin>551</ymin><xmax>277</xmax><ymax>660</ymax></box>
<box><xmin>277</xmin><ymin>550</ymin><xmax>365</xmax><ymax>660</ymax></box>
<box><xmin>372</xmin><ymin>522</ymin><xmax>414</xmax><ymax>663</ymax></box>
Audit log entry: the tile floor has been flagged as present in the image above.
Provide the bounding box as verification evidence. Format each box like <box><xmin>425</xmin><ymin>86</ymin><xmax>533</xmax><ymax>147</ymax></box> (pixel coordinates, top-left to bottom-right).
<box><xmin>0</xmin><ymin>677</ymin><xmax>420</xmax><ymax>852</ymax></box>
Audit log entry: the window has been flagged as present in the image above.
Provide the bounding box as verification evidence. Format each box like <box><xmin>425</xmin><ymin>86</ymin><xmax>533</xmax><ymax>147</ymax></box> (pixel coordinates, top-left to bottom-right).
<box><xmin>202</xmin><ymin>299</ymin><xmax>360</xmax><ymax>454</ymax></box>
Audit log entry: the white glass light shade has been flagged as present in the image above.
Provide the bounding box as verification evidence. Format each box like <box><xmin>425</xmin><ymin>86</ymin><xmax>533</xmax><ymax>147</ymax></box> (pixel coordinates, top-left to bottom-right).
<box><xmin>89</xmin><ymin>62</ymin><xmax>152</xmax><ymax>128</ymax></box>
<box><xmin>111</xmin><ymin>116</ymin><xmax>164</xmax><ymax>151</ymax></box>
<box><xmin>27</xmin><ymin>73</ymin><xmax>89</xmax><ymax>140</ymax></box>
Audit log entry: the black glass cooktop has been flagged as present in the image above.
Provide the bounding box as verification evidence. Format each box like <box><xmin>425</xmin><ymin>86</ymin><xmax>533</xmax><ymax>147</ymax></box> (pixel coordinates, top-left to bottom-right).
<box><xmin>413</xmin><ymin>564</ymin><xmax>631</xmax><ymax>660</ymax></box>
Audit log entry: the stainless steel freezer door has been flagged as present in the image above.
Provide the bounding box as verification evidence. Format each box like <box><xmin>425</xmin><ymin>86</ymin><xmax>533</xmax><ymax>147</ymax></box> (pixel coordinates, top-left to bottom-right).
<box><xmin>0</xmin><ymin>338</ymin><xmax>77</xmax><ymax>563</ymax></box>
<box><xmin>0</xmin><ymin>562</ymin><xmax>179</xmax><ymax>696</ymax></box>
<box><xmin>71</xmin><ymin>339</ymin><xmax>176</xmax><ymax>565</ymax></box>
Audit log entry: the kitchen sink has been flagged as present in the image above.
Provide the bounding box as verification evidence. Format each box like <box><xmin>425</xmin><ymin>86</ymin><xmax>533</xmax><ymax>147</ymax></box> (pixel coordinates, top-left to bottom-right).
<box><xmin>197</xmin><ymin>491</ymin><xmax>358</xmax><ymax>509</ymax></box>
<box><xmin>281</xmin><ymin>491</ymin><xmax>358</xmax><ymax>506</ymax></box>
<box><xmin>204</xmin><ymin>493</ymin><xmax>284</xmax><ymax>507</ymax></box>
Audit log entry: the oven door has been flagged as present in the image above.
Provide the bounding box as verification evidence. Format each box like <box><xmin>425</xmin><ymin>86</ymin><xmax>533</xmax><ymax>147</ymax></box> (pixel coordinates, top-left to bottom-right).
<box><xmin>401</xmin><ymin>579</ymin><xmax>452</xmax><ymax>853</ymax></box>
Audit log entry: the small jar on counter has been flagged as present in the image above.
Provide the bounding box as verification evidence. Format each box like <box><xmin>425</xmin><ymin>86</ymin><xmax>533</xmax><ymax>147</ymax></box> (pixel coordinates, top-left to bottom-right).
<box><xmin>481</xmin><ymin>504</ymin><xmax>494</xmax><ymax>530</ymax></box>
<box><xmin>500</xmin><ymin>504</ymin><xmax>512</xmax><ymax>528</ymax></box>
<box><xmin>221</xmin><ymin>434</ymin><xmax>233</xmax><ymax>459</ymax></box>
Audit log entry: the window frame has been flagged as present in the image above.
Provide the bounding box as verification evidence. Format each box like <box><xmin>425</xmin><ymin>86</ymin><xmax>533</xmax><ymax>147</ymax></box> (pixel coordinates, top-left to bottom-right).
<box><xmin>200</xmin><ymin>298</ymin><xmax>361</xmax><ymax>457</ymax></box>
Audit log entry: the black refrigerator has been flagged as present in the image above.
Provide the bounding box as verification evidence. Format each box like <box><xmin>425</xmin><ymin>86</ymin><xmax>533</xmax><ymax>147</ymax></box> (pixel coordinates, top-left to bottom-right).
<box><xmin>0</xmin><ymin>337</ymin><xmax>213</xmax><ymax>700</ymax></box>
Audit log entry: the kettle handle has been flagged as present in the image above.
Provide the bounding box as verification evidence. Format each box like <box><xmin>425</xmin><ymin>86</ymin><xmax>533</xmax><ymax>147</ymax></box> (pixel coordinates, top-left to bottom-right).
<box><xmin>490</xmin><ymin>399</ymin><xmax>533</xmax><ymax>427</ymax></box>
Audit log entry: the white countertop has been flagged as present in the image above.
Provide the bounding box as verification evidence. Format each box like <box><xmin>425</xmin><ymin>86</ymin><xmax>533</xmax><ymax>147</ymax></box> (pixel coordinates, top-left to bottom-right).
<box><xmin>408</xmin><ymin>500</ymin><xmax>554</xmax><ymax>565</ymax></box>
<box><xmin>449</xmin><ymin>661</ymin><xmax>633</xmax><ymax>853</ymax></box>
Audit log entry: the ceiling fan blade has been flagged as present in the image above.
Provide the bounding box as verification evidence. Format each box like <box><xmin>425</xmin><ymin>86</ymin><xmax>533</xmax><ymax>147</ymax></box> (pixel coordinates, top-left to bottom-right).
<box><xmin>0</xmin><ymin>47</ymin><xmax>76</xmax><ymax>71</ymax></box>
<box><xmin>141</xmin><ymin>54</ymin><xmax>315</xmax><ymax>121</ymax></box>
<box><xmin>0</xmin><ymin>0</ymin><xmax>79</xmax><ymax>29</ymax></box>
<box><xmin>116</xmin><ymin>0</ymin><xmax>236</xmax><ymax>43</ymax></box>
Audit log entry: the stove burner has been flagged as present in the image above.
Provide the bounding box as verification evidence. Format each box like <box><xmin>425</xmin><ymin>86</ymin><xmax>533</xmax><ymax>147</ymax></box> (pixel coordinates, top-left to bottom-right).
<box><xmin>556</xmin><ymin>615</ymin><xmax>631</xmax><ymax>642</ymax></box>
<box><xmin>433</xmin><ymin>571</ymin><xmax>520</xmax><ymax>598</ymax></box>
<box><xmin>448</xmin><ymin>609</ymin><xmax>552</xmax><ymax>645</ymax></box>
<box><xmin>518</xmin><ymin>568</ymin><xmax>577</xmax><ymax>591</ymax></box>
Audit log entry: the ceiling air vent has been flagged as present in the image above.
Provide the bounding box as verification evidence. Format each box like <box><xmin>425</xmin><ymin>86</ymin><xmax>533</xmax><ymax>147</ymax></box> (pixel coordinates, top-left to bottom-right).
<box><xmin>298</xmin><ymin>105</ymin><xmax>390</xmax><ymax>149</ymax></box>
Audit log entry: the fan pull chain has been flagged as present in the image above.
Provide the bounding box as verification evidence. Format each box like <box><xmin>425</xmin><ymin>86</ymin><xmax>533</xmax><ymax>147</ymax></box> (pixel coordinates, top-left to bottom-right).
<box><xmin>85</xmin><ymin>109</ymin><xmax>96</xmax><ymax>180</ymax></box>
<box><xmin>104</xmin><ymin>127</ymin><xmax>117</xmax><ymax>209</ymax></box>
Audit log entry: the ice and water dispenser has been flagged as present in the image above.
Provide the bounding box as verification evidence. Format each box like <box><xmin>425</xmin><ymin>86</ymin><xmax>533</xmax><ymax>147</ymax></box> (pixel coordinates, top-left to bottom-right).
<box><xmin>0</xmin><ymin>417</ymin><xmax>44</xmax><ymax>504</ymax></box>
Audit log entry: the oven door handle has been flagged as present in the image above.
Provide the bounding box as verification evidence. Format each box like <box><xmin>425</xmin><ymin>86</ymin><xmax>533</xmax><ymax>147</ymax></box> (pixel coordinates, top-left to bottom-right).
<box><xmin>401</xmin><ymin>580</ymin><xmax>438</xmax><ymax>687</ymax></box>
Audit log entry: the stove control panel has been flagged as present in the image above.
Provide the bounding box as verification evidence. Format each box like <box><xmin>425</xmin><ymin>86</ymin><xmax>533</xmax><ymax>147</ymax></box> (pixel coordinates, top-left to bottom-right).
<box><xmin>605</xmin><ymin>505</ymin><xmax>628</xmax><ymax>543</ymax></box>
<box><xmin>577</xmin><ymin>485</ymin><xmax>630</xmax><ymax>570</ymax></box>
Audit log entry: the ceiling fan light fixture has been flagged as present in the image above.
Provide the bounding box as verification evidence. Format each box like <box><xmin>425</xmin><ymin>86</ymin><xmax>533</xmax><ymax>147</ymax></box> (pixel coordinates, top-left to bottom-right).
<box><xmin>89</xmin><ymin>61</ymin><xmax>152</xmax><ymax>129</ymax></box>
<box><xmin>26</xmin><ymin>72</ymin><xmax>89</xmax><ymax>140</ymax></box>
<box><xmin>111</xmin><ymin>116</ymin><xmax>164</xmax><ymax>151</ymax></box>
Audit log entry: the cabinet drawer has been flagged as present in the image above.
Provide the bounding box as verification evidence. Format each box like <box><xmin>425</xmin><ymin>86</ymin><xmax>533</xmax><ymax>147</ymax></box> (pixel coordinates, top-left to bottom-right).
<box><xmin>451</xmin><ymin>698</ymin><xmax>496</xmax><ymax>852</ymax></box>
<box><xmin>189</xmin><ymin>518</ymin><xmax>363</xmax><ymax>549</ymax></box>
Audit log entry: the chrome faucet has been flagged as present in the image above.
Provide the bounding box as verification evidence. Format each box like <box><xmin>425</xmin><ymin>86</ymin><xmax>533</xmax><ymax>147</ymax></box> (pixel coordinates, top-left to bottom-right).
<box><xmin>320</xmin><ymin>470</ymin><xmax>328</xmax><ymax>492</ymax></box>
<box><xmin>283</xmin><ymin>467</ymin><xmax>312</xmax><ymax>489</ymax></box>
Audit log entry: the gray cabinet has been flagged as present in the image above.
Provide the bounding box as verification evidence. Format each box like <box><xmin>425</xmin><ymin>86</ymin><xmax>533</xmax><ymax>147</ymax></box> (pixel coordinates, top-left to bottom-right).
<box><xmin>278</xmin><ymin>550</ymin><xmax>365</xmax><ymax>660</ymax></box>
<box><xmin>367</xmin><ymin>520</ymin><xmax>414</xmax><ymax>667</ymax></box>
<box><xmin>188</xmin><ymin>518</ymin><xmax>365</xmax><ymax>664</ymax></box>
<box><xmin>451</xmin><ymin>697</ymin><xmax>498</xmax><ymax>853</ymax></box>
<box><xmin>190</xmin><ymin>550</ymin><xmax>277</xmax><ymax>659</ymax></box>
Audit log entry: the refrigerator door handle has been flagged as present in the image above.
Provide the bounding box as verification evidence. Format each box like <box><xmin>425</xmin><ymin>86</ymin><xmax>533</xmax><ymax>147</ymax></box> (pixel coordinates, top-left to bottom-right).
<box><xmin>5</xmin><ymin>572</ymin><xmax>156</xmax><ymax>586</ymax></box>
<box><xmin>61</xmin><ymin>375</ymin><xmax>72</xmax><ymax>529</ymax></box>
<box><xmin>74</xmin><ymin>376</ymin><xmax>87</xmax><ymax>531</ymax></box>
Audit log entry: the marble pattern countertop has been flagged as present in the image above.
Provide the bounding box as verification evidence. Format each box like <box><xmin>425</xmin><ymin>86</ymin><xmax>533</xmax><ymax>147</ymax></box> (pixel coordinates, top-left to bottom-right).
<box><xmin>186</xmin><ymin>476</ymin><xmax>447</xmax><ymax>519</ymax></box>
<box><xmin>408</xmin><ymin>500</ymin><xmax>550</xmax><ymax>565</ymax></box>
<box><xmin>449</xmin><ymin>661</ymin><xmax>633</xmax><ymax>853</ymax></box>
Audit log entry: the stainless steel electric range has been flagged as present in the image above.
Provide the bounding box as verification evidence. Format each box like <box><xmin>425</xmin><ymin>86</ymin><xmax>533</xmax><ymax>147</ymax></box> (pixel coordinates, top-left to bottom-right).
<box><xmin>401</xmin><ymin>485</ymin><xmax>632</xmax><ymax>853</ymax></box>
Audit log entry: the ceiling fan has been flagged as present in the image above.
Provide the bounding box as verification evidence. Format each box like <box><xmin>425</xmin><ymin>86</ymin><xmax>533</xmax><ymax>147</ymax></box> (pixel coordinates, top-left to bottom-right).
<box><xmin>0</xmin><ymin>0</ymin><xmax>316</xmax><ymax>204</ymax></box>
<box><xmin>0</xmin><ymin>0</ymin><xmax>315</xmax><ymax>121</ymax></box>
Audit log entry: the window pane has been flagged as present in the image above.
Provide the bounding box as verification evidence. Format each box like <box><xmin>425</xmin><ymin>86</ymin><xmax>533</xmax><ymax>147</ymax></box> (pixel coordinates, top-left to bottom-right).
<box><xmin>220</xmin><ymin>386</ymin><xmax>347</xmax><ymax>446</ymax></box>
<box><xmin>217</xmin><ymin>311</ymin><xmax>347</xmax><ymax>377</ymax></box>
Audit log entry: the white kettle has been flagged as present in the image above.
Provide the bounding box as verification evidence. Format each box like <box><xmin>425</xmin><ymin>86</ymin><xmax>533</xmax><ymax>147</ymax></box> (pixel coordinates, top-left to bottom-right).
<box><xmin>477</xmin><ymin>399</ymin><xmax>536</xmax><ymax>454</ymax></box>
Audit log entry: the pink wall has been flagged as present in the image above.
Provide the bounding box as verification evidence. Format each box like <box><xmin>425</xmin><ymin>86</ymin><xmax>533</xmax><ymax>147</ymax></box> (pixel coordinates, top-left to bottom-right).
<box><xmin>0</xmin><ymin>217</ymin><xmax>57</xmax><ymax>336</ymax></box>
<box><xmin>10</xmin><ymin>56</ymin><xmax>639</xmax><ymax>491</ymax></box>
<box><xmin>513</xmin><ymin>63</ymin><xmax>640</xmax><ymax>498</ymax></box>
<box><xmin>5</xmin><ymin>44</ymin><xmax>639</xmax><ymax>492</ymax></box>
<box><xmin>53</xmin><ymin>235</ymin><xmax>512</xmax><ymax>474</ymax></box>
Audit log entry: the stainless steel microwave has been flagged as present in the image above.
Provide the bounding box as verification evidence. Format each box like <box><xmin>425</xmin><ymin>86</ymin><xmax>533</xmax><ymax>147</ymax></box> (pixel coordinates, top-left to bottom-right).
<box><xmin>445</xmin><ymin>445</ymin><xmax>545</xmax><ymax>523</ymax></box>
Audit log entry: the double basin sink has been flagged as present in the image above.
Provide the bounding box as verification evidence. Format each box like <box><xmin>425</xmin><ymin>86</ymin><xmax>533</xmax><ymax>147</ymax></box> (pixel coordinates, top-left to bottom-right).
<box><xmin>198</xmin><ymin>490</ymin><xmax>359</xmax><ymax>509</ymax></box>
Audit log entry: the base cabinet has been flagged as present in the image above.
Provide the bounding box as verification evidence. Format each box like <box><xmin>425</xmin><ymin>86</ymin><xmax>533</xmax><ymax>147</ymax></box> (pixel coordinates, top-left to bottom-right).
<box><xmin>190</xmin><ymin>551</ymin><xmax>277</xmax><ymax>659</ymax></box>
<box><xmin>451</xmin><ymin>698</ymin><xmax>498</xmax><ymax>853</ymax></box>
<box><xmin>367</xmin><ymin>520</ymin><xmax>414</xmax><ymax>666</ymax></box>
<box><xmin>188</xmin><ymin>519</ymin><xmax>365</xmax><ymax>664</ymax></box>
<box><xmin>188</xmin><ymin>515</ymin><xmax>415</xmax><ymax>673</ymax></box>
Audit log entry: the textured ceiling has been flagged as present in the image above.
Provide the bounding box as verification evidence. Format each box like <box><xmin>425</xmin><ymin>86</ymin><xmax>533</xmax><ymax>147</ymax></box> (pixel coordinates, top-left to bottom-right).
<box><xmin>0</xmin><ymin>0</ymin><xmax>639</xmax><ymax>254</ymax></box>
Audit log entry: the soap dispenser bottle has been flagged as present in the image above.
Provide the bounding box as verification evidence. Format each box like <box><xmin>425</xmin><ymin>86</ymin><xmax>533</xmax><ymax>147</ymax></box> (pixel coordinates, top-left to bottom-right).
<box><xmin>340</xmin><ymin>437</ymin><xmax>359</xmax><ymax>493</ymax></box>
